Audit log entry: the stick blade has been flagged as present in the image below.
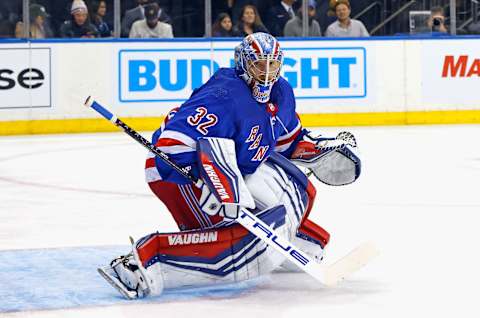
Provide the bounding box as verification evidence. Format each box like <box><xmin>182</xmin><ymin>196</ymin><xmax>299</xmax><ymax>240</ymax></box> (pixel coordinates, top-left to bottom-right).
<box><xmin>323</xmin><ymin>241</ymin><xmax>380</xmax><ymax>287</ymax></box>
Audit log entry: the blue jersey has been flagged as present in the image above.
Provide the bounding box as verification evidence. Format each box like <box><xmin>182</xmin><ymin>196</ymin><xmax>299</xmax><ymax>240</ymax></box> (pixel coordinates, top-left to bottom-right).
<box><xmin>150</xmin><ymin>68</ymin><xmax>304</xmax><ymax>184</ymax></box>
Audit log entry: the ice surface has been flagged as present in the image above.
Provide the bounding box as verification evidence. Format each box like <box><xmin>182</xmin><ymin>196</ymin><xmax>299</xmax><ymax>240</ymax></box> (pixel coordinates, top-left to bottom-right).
<box><xmin>1</xmin><ymin>125</ymin><xmax>479</xmax><ymax>318</ymax></box>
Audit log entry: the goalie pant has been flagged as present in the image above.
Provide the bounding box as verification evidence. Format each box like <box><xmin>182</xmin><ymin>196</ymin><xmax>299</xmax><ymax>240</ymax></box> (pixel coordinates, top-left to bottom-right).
<box><xmin>133</xmin><ymin>152</ymin><xmax>330</xmax><ymax>293</ymax></box>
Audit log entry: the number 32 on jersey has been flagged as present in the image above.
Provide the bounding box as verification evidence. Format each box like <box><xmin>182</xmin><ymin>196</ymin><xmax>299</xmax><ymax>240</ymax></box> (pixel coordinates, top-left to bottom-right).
<box><xmin>187</xmin><ymin>107</ymin><xmax>218</xmax><ymax>135</ymax></box>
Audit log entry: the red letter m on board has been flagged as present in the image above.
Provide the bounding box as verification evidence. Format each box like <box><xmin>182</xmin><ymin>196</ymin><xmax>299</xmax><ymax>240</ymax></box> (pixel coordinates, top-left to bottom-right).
<box><xmin>442</xmin><ymin>55</ymin><xmax>468</xmax><ymax>77</ymax></box>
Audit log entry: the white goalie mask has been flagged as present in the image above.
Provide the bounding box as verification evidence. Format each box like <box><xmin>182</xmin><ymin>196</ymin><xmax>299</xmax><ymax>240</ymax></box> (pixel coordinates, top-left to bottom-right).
<box><xmin>234</xmin><ymin>32</ymin><xmax>284</xmax><ymax>103</ymax></box>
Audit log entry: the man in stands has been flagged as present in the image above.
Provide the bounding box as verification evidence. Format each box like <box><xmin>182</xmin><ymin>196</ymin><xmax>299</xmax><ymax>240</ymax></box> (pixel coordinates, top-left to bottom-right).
<box><xmin>325</xmin><ymin>0</ymin><xmax>369</xmax><ymax>37</ymax></box>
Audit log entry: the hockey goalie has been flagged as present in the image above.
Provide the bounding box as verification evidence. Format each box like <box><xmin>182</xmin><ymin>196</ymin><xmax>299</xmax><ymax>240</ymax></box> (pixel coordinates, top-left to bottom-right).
<box><xmin>98</xmin><ymin>32</ymin><xmax>361</xmax><ymax>299</ymax></box>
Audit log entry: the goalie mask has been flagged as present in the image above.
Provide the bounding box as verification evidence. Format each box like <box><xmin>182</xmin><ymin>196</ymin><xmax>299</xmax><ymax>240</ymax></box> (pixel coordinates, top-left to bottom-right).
<box><xmin>234</xmin><ymin>32</ymin><xmax>284</xmax><ymax>103</ymax></box>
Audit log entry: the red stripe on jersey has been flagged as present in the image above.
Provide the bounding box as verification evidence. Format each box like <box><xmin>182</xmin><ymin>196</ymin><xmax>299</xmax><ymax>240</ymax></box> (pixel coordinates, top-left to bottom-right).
<box><xmin>156</xmin><ymin>138</ymin><xmax>187</xmax><ymax>147</ymax></box>
<box><xmin>145</xmin><ymin>157</ymin><xmax>156</xmax><ymax>169</ymax></box>
<box><xmin>276</xmin><ymin>127</ymin><xmax>301</xmax><ymax>146</ymax></box>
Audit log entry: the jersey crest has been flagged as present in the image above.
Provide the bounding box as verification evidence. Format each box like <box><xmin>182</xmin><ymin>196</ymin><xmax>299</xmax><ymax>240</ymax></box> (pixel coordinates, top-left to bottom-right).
<box><xmin>246</xmin><ymin>125</ymin><xmax>264</xmax><ymax>151</ymax></box>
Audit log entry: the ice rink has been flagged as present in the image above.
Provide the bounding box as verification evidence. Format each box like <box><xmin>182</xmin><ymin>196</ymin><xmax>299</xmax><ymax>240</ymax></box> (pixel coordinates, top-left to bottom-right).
<box><xmin>1</xmin><ymin>124</ymin><xmax>479</xmax><ymax>318</ymax></box>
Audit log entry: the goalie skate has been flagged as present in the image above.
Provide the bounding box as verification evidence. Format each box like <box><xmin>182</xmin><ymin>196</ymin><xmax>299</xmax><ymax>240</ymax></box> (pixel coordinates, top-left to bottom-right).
<box><xmin>97</xmin><ymin>265</ymin><xmax>138</xmax><ymax>300</ymax></box>
<box><xmin>97</xmin><ymin>253</ymin><xmax>153</xmax><ymax>300</ymax></box>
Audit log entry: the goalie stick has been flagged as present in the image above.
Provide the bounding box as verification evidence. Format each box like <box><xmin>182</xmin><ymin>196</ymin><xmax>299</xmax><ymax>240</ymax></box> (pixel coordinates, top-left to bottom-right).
<box><xmin>84</xmin><ymin>96</ymin><xmax>379</xmax><ymax>287</ymax></box>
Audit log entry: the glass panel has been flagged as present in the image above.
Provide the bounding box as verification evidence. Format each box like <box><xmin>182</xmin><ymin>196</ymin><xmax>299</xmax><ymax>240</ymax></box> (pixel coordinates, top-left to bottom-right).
<box><xmin>415</xmin><ymin>0</ymin><xmax>469</xmax><ymax>35</ymax></box>
<box><xmin>89</xmin><ymin>0</ymin><xmax>114</xmax><ymax>37</ymax></box>
<box><xmin>169</xmin><ymin>0</ymin><xmax>205</xmax><ymax>37</ymax></box>
<box><xmin>211</xmin><ymin>0</ymin><xmax>234</xmax><ymax>37</ymax></box>
<box><xmin>452</xmin><ymin>0</ymin><xmax>480</xmax><ymax>35</ymax></box>
<box><xmin>323</xmin><ymin>0</ymin><xmax>376</xmax><ymax>36</ymax></box>
<box><xmin>22</xmin><ymin>0</ymin><xmax>113</xmax><ymax>38</ymax></box>
<box><xmin>211</xmin><ymin>1</ymin><xmax>272</xmax><ymax>38</ymax></box>
<box><xmin>349</xmin><ymin>0</ymin><xmax>383</xmax><ymax>36</ymax></box>
<box><xmin>23</xmin><ymin>0</ymin><xmax>56</xmax><ymax>38</ymax></box>
<box><xmin>402</xmin><ymin>0</ymin><xmax>476</xmax><ymax>36</ymax></box>
<box><xmin>0</xmin><ymin>0</ymin><xmax>22</xmax><ymax>38</ymax></box>
<box><xmin>409</xmin><ymin>10</ymin><xmax>431</xmax><ymax>34</ymax></box>
<box><xmin>120</xmin><ymin>0</ymin><xmax>205</xmax><ymax>38</ymax></box>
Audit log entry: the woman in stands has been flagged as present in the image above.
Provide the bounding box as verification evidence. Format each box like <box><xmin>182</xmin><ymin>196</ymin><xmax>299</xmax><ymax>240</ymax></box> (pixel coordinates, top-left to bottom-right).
<box><xmin>233</xmin><ymin>4</ymin><xmax>268</xmax><ymax>37</ymax></box>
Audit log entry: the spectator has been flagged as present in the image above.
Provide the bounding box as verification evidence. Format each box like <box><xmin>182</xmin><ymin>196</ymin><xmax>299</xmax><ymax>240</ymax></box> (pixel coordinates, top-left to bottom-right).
<box><xmin>122</xmin><ymin>0</ymin><xmax>171</xmax><ymax>37</ymax></box>
<box><xmin>0</xmin><ymin>20</ymin><xmax>14</xmax><ymax>38</ymax></box>
<box><xmin>90</xmin><ymin>0</ymin><xmax>111</xmax><ymax>37</ymax></box>
<box><xmin>0</xmin><ymin>1</ymin><xmax>20</xmax><ymax>38</ymax></box>
<box><xmin>428</xmin><ymin>6</ymin><xmax>448</xmax><ymax>34</ymax></box>
<box><xmin>284</xmin><ymin>0</ymin><xmax>321</xmax><ymax>37</ymax></box>
<box><xmin>214</xmin><ymin>0</ymin><xmax>259</xmax><ymax>25</ymax></box>
<box><xmin>325</xmin><ymin>0</ymin><xmax>369</xmax><ymax>37</ymax></box>
<box><xmin>15</xmin><ymin>4</ymin><xmax>54</xmax><ymax>39</ymax></box>
<box><xmin>60</xmin><ymin>0</ymin><xmax>99</xmax><ymax>38</ymax></box>
<box><xmin>129</xmin><ymin>3</ymin><xmax>173</xmax><ymax>38</ymax></box>
<box><xmin>232</xmin><ymin>4</ymin><xmax>268</xmax><ymax>37</ymax></box>
<box><xmin>266</xmin><ymin>0</ymin><xmax>296</xmax><ymax>37</ymax></box>
<box><xmin>212</xmin><ymin>12</ymin><xmax>234</xmax><ymax>37</ymax></box>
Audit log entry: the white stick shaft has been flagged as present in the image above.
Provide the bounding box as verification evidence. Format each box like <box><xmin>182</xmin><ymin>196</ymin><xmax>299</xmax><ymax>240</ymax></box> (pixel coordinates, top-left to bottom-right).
<box><xmin>237</xmin><ymin>208</ymin><xmax>328</xmax><ymax>284</ymax></box>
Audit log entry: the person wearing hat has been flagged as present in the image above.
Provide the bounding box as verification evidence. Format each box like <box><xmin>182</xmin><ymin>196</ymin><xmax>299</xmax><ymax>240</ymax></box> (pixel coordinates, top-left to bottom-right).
<box><xmin>15</xmin><ymin>4</ymin><xmax>53</xmax><ymax>39</ymax></box>
<box><xmin>129</xmin><ymin>3</ymin><xmax>173</xmax><ymax>38</ymax></box>
<box><xmin>283</xmin><ymin>0</ymin><xmax>321</xmax><ymax>37</ymax></box>
<box><xmin>60</xmin><ymin>0</ymin><xmax>99</xmax><ymax>38</ymax></box>
<box><xmin>325</xmin><ymin>0</ymin><xmax>369</xmax><ymax>37</ymax></box>
<box><xmin>121</xmin><ymin>0</ymin><xmax>172</xmax><ymax>38</ymax></box>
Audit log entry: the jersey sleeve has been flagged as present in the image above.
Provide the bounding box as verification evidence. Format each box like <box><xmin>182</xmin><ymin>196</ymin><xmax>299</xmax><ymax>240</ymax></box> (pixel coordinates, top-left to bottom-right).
<box><xmin>153</xmin><ymin>98</ymin><xmax>236</xmax><ymax>184</ymax></box>
<box><xmin>274</xmin><ymin>113</ymin><xmax>304</xmax><ymax>158</ymax></box>
<box><xmin>273</xmin><ymin>78</ymin><xmax>307</xmax><ymax>159</ymax></box>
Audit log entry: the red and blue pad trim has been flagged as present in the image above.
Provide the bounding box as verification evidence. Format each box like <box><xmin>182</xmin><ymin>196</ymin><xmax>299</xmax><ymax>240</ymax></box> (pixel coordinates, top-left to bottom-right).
<box><xmin>267</xmin><ymin>152</ymin><xmax>330</xmax><ymax>248</ymax></box>
<box><xmin>135</xmin><ymin>205</ymin><xmax>286</xmax><ymax>277</ymax></box>
<box><xmin>197</xmin><ymin>138</ymin><xmax>239</xmax><ymax>204</ymax></box>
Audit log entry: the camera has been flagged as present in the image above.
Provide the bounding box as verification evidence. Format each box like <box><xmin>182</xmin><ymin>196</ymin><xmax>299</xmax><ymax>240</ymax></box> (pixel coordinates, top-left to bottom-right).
<box><xmin>433</xmin><ymin>17</ymin><xmax>442</xmax><ymax>26</ymax></box>
<box><xmin>431</xmin><ymin>16</ymin><xmax>444</xmax><ymax>32</ymax></box>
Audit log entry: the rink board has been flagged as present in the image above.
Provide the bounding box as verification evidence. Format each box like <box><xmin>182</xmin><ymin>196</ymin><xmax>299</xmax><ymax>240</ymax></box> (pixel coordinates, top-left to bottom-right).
<box><xmin>1</xmin><ymin>37</ymin><xmax>480</xmax><ymax>135</ymax></box>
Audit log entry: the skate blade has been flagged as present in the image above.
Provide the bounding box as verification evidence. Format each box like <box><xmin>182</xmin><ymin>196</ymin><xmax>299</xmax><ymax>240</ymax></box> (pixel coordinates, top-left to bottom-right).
<box><xmin>97</xmin><ymin>267</ymin><xmax>138</xmax><ymax>300</ymax></box>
